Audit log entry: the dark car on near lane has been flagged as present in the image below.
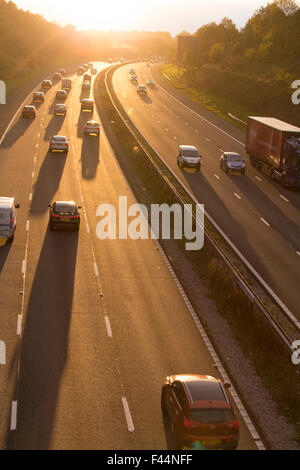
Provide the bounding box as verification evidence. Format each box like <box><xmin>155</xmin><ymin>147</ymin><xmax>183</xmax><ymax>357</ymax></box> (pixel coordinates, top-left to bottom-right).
<box><xmin>48</xmin><ymin>201</ymin><xmax>81</xmax><ymax>231</ymax></box>
<box><xmin>161</xmin><ymin>374</ymin><xmax>239</xmax><ymax>450</ymax></box>
<box><xmin>81</xmin><ymin>99</ymin><xmax>94</xmax><ymax>112</ymax></box>
<box><xmin>22</xmin><ymin>105</ymin><xmax>36</xmax><ymax>118</ymax></box>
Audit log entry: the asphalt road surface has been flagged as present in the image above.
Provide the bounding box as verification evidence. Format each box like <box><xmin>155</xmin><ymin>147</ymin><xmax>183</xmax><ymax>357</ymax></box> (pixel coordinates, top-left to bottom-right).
<box><xmin>0</xmin><ymin>62</ymin><xmax>259</xmax><ymax>450</ymax></box>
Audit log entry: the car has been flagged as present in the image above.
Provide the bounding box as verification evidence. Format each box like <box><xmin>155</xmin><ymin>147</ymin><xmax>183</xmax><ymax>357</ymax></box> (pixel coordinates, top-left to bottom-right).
<box><xmin>33</xmin><ymin>91</ymin><xmax>45</xmax><ymax>102</ymax></box>
<box><xmin>22</xmin><ymin>105</ymin><xmax>36</xmax><ymax>118</ymax></box>
<box><xmin>48</xmin><ymin>201</ymin><xmax>81</xmax><ymax>231</ymax></box>
<box><xmin>82</xmin><ymin>81</ymin><xmax>91</xmax><ymax>91</ymax></box>
<box><xmin>129</xmin><ymin>68</ymin><xmax>136</xmax><ymax>74</ymax></box>
<box><xmin>62</xmin><ymin>78</ymin><xmax>72</xmax><ymax>90</ymax></box>
<box><xmin>137</xmin><ymin>85</ymin><xmax>147</xmax><ymax>95</ymax></box>
<box><xmin>83</xmin><ymin>64</ymin><xmax>89</xmax><ymax>71</ymax></box>
<box><xmin>146</xmin><ymin>80</ymin><xmax>155</xmax><ymax>88</ymax></box>
<box><xmin>53</xmin><ymin>72</ymin><xmax>62</xmax><ymax>81</ymax></box>
<box><xmin>88</xmin><ymin>62</ymin><xmax>93</xmax><ymax>68</ymax></box>
<box><xmin>130</xmin><ymin>75</ymin><xmax>138</xmax><ymax>83</ymax></box>
<box><xmin>49</xmin><ymin>135</ymin><xmax>69</xmax><ymax>153</ymax></box>
<box><xmin>220</xmin><ymin>152</ymin><xmax>246</xmax><ymax>174</ymax></box>
<box><xmin>83</xmin><ymin>73</ymin><xmax>92</xmax><ymax>82</ymax></box>
<box><xmin>177</xmin><ymin>145</ymin><xmax>201</xmax><ymax>171</ymax></box>
<box><xmin>77</xmin><ymin>67</ymin><xmax>84</xmax><ymax>75</ymax></box>
<box><xmin>91</xmin><ymin>68</ymin><xmax>97</xmax><ymax>75</ymax></box>
<box><xmin>41</xmin><ymin>79</ymin><xmax>52</xmax><ymax>89</ymax></box>
<box><xmin>0</xmin><ymin>197</ymin><xmax>20</xmax><ymax>243</ymax></box>
<box><xmin>58</xmin><ymin>68</ymin><xmax>66</xmax><ymax>76</ymax></box>
<box><xmin>54</xmin><ymin>103</ymin><xmax>67</xmax><ymax>116</ymax></box>
<box><xmin>161</xmin><ymin>374</ymin><xmax>239</xmax><ymax>450</ymax></box>
<box><xmin>84</xmin><ymin>120</ymin><xmax>100</xmax><ymax>135</ymax></box>
<box><xmin>55</xmin><ymin>90</ymin><xmax>67</xmax><ymax>101</ymax></box>
<box><xmin>81</xmin><ymin>99</ymin><xmax>94</xmax><ymax>112</ymax></box>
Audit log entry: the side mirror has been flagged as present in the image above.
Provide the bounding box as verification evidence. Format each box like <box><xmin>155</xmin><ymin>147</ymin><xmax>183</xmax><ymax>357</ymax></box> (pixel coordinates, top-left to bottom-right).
<box><xmin>48</xmin><ymin>204</ymin><xmax>52</xmax><ymax>208</ymax></box>
<box><xmin>15</xmin><ymin>203</ymin><xmax>20</xmax><ymax>209</ymax></box>
<box><xmin>223</xmin><ymin>382</ymin><xmax>231</xmax><ymax>389</ymax></box>
<box><xmin>77</xmin><ymin>206</ymin><xmax>82</xmax><ymax>209</ymax></box>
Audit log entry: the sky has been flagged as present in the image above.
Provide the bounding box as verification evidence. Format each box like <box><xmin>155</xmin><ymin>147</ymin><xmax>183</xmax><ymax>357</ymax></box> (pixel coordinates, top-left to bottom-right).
<box><xmin>13</xmin><ymin>0</ymin><xmax>285</xmax><ymax>36</ymax></box>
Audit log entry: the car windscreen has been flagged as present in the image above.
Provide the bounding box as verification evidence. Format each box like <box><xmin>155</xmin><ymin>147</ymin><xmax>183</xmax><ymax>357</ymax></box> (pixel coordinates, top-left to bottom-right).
<box><xmin>227</xmin><ymin>154</ymin><xmax>242</xmax><ymax>162</ymax></box>
<box><xmin>183</xmin><ymin>150</ymin><xmax>200</xmax><ymax>157</ymax></box>
<box><xmin>189</xmin><ymin>409</ymin><xmax>234</xmax><ymax>424</ymax></box>
<box><xmin>0</xmin><ymin>209</ymin><xmax>10</xmax><ymax>222</ymax></box>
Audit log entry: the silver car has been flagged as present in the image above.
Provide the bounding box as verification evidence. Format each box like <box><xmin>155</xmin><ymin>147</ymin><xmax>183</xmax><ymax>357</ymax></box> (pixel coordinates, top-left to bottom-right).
<box><xmin>49</xmin><ymin>135</ymin><xmax>69</xmax><ymax>153</ymax></box>
<box><xmin>220</xmin><ymin>152</ymin><xmax>246</xmax><ymax>174</ymax></box>
<box><xmin>84</xmin><ymin>121</ymin><xmax>100</xmax><ymax>135</ymax></box>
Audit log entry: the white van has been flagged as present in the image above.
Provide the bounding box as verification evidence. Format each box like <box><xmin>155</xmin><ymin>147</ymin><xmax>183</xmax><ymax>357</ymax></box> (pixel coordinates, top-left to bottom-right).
<box><xmin>0</xmin><ymin>197</ymin><xmax>19</xmax><ymax>242</ymax></box>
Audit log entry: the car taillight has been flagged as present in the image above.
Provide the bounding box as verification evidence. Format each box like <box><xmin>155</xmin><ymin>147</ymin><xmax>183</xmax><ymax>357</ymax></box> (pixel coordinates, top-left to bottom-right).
<box><xmin>233</xmin><ymin>419</ymin><xmax>238</xmax><ymax>429</ymax></box>
<box><xmin>72</xmin><ymin>215</ymin><xmax>79</xmax><ymax>219</ymax></box>
<box><xmin>184</xmin><ymin>417</ymin><xmax>190</xmax><ymax>429</ymax></box>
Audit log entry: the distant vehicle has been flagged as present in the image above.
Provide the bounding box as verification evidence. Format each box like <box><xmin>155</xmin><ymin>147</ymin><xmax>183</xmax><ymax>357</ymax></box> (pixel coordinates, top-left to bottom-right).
<box><xmin>53</xmin><ymin>72</ymin><xmax>62</xmax><ymax>81</ymax></box>
<box><xmin>58</xmin><ymin>68</ymin><xmax>66</xmax><ymax>76</ymax></box>
<box><xmin>161</xmin><ymin>374</ymin><xmax>239</xmax><ymax>450</ymax></box>
<box><xmin>88</xmin><ymin>62</ymin><xmax>93</xmax><ymax>68</ymax></box>
<box><xmin>83</xmin><ymin>64</ymin><xmax>89</xmax><ymax>71</ymax></box>
<box><xmin>84</xmin><ymin>120</ymin><xmax>100</xmax><ymax>135</ymax></box>
<box><xmin>246</xmin><ymin>116</ymin><xmax>300</xmax><ymax>188</ymax></box>
<box><xmin>81</xmin><ymin>81</ymin><xmax>91</xmax><ymax>91</ymax></box>
<box><xmin>130</xmin><ymin>75</ymin><xmax>138</xmax><ymax>83</ymax></box>
<box><xmin>49</xmin><ymin>135</ymin><xmax>69</xmax><ymax>153</ymax></box>
<box><xmin>129</xmin><ymin>68</ymin><xmax>136</xmax><ymax>74</ymax></box>
<box><xmin>137</xmin><ymin>85</ymin><xmax>147</xmax><ymax>95</ymax></box>
<box><xmin>220</xmin><ymin>152</ymin><xmax>245</xmax><ymax>174</ymax></box>
<box><xmin>77</xmin><ymin>67</ymin><xmax>84</xmax><ymax>75</ymax></box>
<box><xmin>146</xmin><ymin>80</ymin><xmax>155</xmax><ymax>87</ymax></box>
<box><xmin>33</xmin><ymin>91</ymin><xmax>45</xmax><ymax>102</ymax></box>
<box><xmin>177</xmin><ymin>145</ymin><xmax>201</xmax><ymax>171</ymax></box>
<box><xmin>41</xmin><ymin>79</ymin><xmax>52</xmax><ymax>89</ymax></box>
<box><xmin>62</xmin><ymin>78</ymin><xmax>72</xmax><ymax>90</ymax></box>
<box><xmin>54</xmin><ymin>103</ymin><xmax>67</xmax><ymax>116</ymax></box>
<box><xmin>83</xmin><ymin>73</ymin><xmax>91</xmax><ymax>82</ymax></box>
<box><xmin>55</xmin><ymin>90</ymin><xmax>67</xmax><ymax>101</ymax></box>
<box><xmin>22</xmin><ymin>105</ymin><xmax>36</xmax><ymax>118</ymax></box>
<box><xmin>81</xmin><ymin>99</ymin><xmax>94</xmax><ymax>112</ymax></box>
<box><xmin>48</xmin><ymin>201</ymin><xmax>81</xmax><ymax>231</ymax></box>
<box><xmin>0</xmin><ymin>197</ymin><xmax>20</xmax><ymax>242</ymax></box>
<box><xmin>91</xmin><ymin>68</ymin><xmax>97</xmax><ymax>75</ymax></box>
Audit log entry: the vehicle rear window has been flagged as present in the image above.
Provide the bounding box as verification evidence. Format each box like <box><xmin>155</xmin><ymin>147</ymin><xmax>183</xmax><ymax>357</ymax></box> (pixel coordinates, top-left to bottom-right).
<box><xmin>53</xmin><ymin>136</ymin><xmax>66</xmax><ymax>141</ymax></box>
<box><xmin>190</xmin><ymin>409</ymin><xmax>234</xmax><ymax>424</ymax></box>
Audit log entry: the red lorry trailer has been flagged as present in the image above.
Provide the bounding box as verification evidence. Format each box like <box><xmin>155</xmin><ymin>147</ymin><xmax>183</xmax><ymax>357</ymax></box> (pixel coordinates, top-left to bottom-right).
<box><xmin>246</xmin><ymin>116</ymin><xmax>300</xmax><ymax>188</ymax></box>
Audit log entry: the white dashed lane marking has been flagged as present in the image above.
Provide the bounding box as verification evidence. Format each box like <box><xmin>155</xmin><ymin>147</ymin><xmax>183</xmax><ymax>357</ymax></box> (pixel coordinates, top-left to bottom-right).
<box><xmin>122</xmin><ymin>397</ymin><xmax>134</xmax><ymax>432</ymax></box>
<box><xmin>260</xmin><ymin>217</ymin><xmax>270</xmax><ymax>227</ymax></box>
<box><xmin>280</xmin><ymin>195</ymin><xmax>289</xmax><ymax>202</ymax></box>
<box><xmin>104</xmin><ymin>316</ymin><xmax>112</xmax><ymax>337</ymax></box>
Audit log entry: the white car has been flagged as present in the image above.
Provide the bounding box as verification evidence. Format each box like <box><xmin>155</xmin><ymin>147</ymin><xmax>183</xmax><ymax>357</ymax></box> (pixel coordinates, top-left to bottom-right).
<box><xmin>49</xmin><ymin>135</ymin><xmax>69</xmax><ymax>153</ymax></box>
<box><xmin>137</xmin><ymin>85</ymin><xmax>147</xmax><ymax>95</ymax></box>
<box><xmin>84</xmin><ymin>121</ymin><xmax>100</xmax><ymax>135</ymax></box>
<box><xmin>177</xmin><ymin>145</ymin><xmax>201</xmax><ymax>171</ymax></box>
<box><xmin>0</xmin><ymin>197</ymin><xmax>20</xmax><ymax>243</ymax></box>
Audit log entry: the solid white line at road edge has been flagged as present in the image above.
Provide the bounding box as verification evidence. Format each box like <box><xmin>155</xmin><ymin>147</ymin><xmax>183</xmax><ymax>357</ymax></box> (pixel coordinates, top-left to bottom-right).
<box><xmin>121</xmin><ymin>397</ymin><xmax>134</xmax><ymax>432</ymax></box>
<box><xmin>104</xmin><ymin>316</ymin><xmax>112</xmax><ymax>337</ymax></box>
<box><xmin>0</xmin><ymin>340</ymin><xmax>6</xmax><ymax>364</ymax></box>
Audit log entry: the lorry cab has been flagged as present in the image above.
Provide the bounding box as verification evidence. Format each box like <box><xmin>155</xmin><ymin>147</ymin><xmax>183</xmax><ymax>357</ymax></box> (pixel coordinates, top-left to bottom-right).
<box><xmin>0</xmin><ymin>197</ymin><xmax>20</xmax><ymax>243</ymax></box>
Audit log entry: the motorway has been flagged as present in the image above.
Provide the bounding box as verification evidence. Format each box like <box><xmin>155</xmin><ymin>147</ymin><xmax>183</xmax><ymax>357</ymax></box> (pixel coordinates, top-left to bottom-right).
<box><xmin>112</xmin><ymin>62</ymin><xmax>300</xmax><ymax>321</ymax></box>
<box><xmin>0</xmin><ymin>63</ymin><xmax>260</xmax><ymax>449</ymax></box>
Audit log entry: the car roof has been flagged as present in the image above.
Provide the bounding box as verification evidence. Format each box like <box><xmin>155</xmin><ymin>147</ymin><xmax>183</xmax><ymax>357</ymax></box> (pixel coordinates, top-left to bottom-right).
<box><xmin>52</xmin><ymin>135</ymin><xmax>67</xmax><ymax>139</ymax></box>
<box><xmin>171</xmin><ymin>374</ymin><xmax>230</xmax><ymax>409</ymax></box>
<box><xmin>179</xmin><ymin>145</ymin><xmax>199</xmax><ymax>151</ymax></box>
<box><xmin>0</xmin><ymin>197</ymin><xmax>14</xmax><ymax>208</ymax></box>
<box><xmin>54</xmin><ymin>201</ymin><xmax>76</xmax><ymax>208</ymax></box>
<box><xmin>224</xmin><ymin>152</ymin><xmax>242</xmax><ymax>157</ymax></box>
<box><xmin>86</xmin><ymin>120</ymin><xmax>98</xmax><ymax>124</ymax></box>
<box><xmin>24</xmin><ymin>105</ymin><xmax>35</xmax><ymax>109</ymax></box>
<box><xmin>82</xmin><ymin>99</ymin><xmax>93</xmax><ymax>103</ymax></box>
<box><xmin>57</xmin><ymin>89</ymin><xmax>66</xmax><ymax>93</ymax></box>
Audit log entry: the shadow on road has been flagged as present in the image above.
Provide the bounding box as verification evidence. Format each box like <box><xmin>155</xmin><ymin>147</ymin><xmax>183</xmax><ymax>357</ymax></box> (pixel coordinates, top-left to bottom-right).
<box><xmin>80</xmin><ymin>133</ymin><xmax>100</xmax><ymax>179</ymax></box>
<box><xmin>12</xmin><ymin>228</ymin><xmax>79</xmax><ymax>449</ymax></box>
<box><xmin>1</xmin><ymin>118</ymin><xmax>34</xmax><ymax>148</ymax></box>
<box><xmin>30</xmin><ymin>150</ymin><xmax>68</xmax><ymax>215</ymax></box>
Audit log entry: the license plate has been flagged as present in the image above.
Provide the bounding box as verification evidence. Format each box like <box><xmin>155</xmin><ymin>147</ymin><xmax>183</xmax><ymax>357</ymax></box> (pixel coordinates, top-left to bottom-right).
<box><xmin>60</xmin><ymin>218</ymin><xmax>70</xmax><ymax>222</ymax></box>
<box><xmin>202</xmin><ymin>440</ymin><xmax>221</xmax><ymax>447</ymax></box>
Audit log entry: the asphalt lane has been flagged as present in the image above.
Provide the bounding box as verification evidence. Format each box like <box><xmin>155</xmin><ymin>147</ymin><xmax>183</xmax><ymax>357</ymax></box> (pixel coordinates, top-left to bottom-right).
<box><xmin>112</xmin><ymin>62</ymin><xmax>300</xmax><ymax>321</ymax></box>
<box><xmin>0</xmin><ymin>63</ymin><xmax>258</xmax><ymax>449</ymax></box>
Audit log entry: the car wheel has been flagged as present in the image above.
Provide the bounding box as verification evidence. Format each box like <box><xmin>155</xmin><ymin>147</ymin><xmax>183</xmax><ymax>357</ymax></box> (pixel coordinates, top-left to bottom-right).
<box><xmin>241</xmin><ymin>169</ymin><xmax>245</xmax><ymax>175</ymax></box>
<box><xmin>197</xmin><ymin>164</ymin><xmax>201</xmax><ymax>171</ymax></box>
<box><xmin>225</xmin><ymin>166</ymin><xmax>228</xmax><ymax>173</ymax></box>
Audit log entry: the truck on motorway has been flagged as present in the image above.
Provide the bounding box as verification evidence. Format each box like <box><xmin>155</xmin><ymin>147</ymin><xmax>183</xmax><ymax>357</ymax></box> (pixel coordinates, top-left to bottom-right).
<box><xmin>246</xmin><ymin>116</ymin><xmax>300</xmax><ymax>188</ymax></box>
